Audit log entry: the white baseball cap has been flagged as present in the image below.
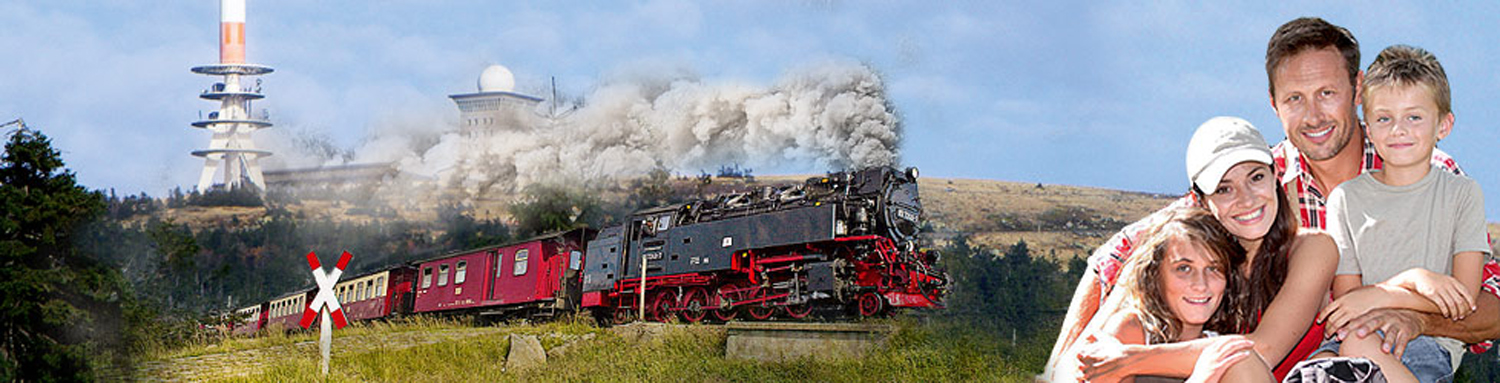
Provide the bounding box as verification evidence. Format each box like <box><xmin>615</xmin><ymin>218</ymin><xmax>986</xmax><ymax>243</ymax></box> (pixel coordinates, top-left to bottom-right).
<box><xmin>1185</xmin><ymin>116</ymin><xmax>1273</xmax><ymax>194</ymax></box>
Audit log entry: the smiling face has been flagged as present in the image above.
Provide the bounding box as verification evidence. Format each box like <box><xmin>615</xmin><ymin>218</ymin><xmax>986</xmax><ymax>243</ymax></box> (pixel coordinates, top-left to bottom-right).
<box><xmin>1271</xmin><ymin>46</ymin><xmax>1362</xmax><ymax>161</ymax></box>
<box><xmin>1363</xmin><ymin>83</ymin><xmax>1452</xmax><ymax>173</ymax></box>
<box><xmin>1159</xmin><ymin>236</ymin><xmax>1228</xmax><ymax>336</ymax></box>
<box><xmin>1203</xmin><ymin>162</ymin><xmax>1278</xmax><ymax>245</ymax></box>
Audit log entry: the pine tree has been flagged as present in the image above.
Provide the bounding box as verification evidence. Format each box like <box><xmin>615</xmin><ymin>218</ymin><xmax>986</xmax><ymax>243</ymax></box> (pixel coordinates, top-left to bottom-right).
<box><xmin>0</xmin><ymin>127</ymin><xmax>119</xmax><ymax>380</ymax></box>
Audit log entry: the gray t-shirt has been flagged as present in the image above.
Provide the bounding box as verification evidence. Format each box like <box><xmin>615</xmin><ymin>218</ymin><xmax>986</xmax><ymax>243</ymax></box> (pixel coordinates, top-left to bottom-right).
<box><xmin>1328</xmin><ymin>166</ymin><xmax>1490</xmax><ymax>281</ymax></box>
<box><xmin>1327</xmin><ymin>164</ymin><xmax>1491</xmax><ymax>369</ymax></box>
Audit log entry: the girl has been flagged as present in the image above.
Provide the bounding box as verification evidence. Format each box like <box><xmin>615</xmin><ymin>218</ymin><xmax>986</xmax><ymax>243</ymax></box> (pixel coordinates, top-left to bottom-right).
<box><xmin>1052</xmin><ymin>207</ymin><xmax>1274</xmax><ymax>383</ymax></box>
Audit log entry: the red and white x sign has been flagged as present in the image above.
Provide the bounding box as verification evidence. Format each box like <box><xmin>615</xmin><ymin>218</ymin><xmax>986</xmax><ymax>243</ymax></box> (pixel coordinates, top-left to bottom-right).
<box><xmin>300</xmin><ymin>251</ymin><xmax>352</xmax><ymax>329</ymax></box>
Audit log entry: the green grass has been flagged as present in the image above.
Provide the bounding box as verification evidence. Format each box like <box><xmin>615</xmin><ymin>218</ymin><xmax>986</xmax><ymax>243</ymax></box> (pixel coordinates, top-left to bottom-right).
<box><xmin>146</xmin><ymin>314</ymin><xmax>1040</xmax><ymax>382</ymax></box>
<box><xmin>148</xmin><ymin>315</ymin><xmax>472</xmax><ymax>360</ymax></box>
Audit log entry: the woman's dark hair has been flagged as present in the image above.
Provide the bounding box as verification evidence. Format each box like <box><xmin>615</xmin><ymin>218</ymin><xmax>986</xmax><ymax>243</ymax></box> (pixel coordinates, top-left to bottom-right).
<box><xmin>1191</xmin><ymin>171</ymin><xmax>1299</xmax><ymax>333</ymax></box>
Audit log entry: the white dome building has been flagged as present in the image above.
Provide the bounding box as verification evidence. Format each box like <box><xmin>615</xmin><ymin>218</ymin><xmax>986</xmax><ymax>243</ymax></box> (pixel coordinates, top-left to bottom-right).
<box><xmin>450</xmin><ymin>64</ymin><xmax>542</xmax><ymax>136</ymax></box>
<box><xmin>477</xmin><ymin>64</ymin><xmax>516</xmax><ymax>92</ymax></box>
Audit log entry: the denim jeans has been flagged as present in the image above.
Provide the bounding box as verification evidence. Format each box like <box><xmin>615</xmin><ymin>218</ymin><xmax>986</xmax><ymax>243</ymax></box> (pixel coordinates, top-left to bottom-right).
<box><xmin>1312</xmin><ymin>335</ymin><xmax>1452</xmax><ymax>383</ymax></box>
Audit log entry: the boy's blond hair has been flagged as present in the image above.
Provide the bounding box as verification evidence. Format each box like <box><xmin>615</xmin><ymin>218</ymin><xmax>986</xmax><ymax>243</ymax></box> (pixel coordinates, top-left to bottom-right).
<box><xmin>1363</xmin><ymin>44</ymin><xmax>1451</xmax><ymax>115</ymax></box>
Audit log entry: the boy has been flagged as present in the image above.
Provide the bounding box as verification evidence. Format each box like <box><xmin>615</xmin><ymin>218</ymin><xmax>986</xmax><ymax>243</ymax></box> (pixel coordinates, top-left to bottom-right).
<box><xmin>1317</xmin><ymin>45</ymin><xmax>1490</xmax><ymax>383</ymax></box>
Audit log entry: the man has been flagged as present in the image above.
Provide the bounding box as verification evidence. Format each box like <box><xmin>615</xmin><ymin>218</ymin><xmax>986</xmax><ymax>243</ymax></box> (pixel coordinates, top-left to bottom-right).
<box><xmin>1046</xmin><ymin>17</ymin><xmax>1500</xmax><ymax>381</ymax></box>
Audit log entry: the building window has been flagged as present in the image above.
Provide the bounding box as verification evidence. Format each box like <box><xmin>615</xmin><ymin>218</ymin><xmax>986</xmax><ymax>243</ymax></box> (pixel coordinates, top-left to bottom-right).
<box><xmin>514</xmin><ymin>249</ymin><xmax>529</xmax><ymax>276</ymax></box>
<box><xmin>439</xmin><ymin>264</ymin><xmax>450</xmax><ymax>286</ymax></box>
<box><xmin>456</xmin><ymin>261</ymin><xmax>468</xmax><ymax>284</ymax></box>
<box><xmin>422</xmin><ymin>267</ymin><xmax>433</xmax><ymax>288</ymax></box>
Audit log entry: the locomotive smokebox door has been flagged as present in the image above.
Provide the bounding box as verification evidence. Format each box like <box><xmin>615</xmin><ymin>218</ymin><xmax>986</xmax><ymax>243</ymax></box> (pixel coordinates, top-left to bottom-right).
<box><xmin>807</xmin><ymin>261</ymin><xmax>836</xmax><ymax>292</ymax></box>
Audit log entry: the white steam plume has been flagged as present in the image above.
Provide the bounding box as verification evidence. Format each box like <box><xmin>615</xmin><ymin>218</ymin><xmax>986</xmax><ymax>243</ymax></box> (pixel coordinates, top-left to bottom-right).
<box><xmin>275</xmin><ymin>60</ymin><xmax>902</xmax><ymax>202</ymax></box>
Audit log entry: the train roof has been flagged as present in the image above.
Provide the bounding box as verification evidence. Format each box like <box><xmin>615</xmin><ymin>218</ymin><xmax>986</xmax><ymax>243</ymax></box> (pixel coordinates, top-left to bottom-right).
<box><xmin>270</xmin><ymin>288</ymin><xmax>313</xmax><ymax>301</ymax></box>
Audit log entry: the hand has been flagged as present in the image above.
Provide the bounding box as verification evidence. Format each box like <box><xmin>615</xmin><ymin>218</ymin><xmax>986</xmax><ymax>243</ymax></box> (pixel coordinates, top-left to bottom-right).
<box><xmin>1319</xmin><ymin>286</ymin><xmax>1385</xmax><ymax>334</ymax></box>
<box><xmin>1076</xmin><ymin>334</ymin><xmax>1136</xmax><ymax>383</ymax></box>
<box><xmin>1390</xmin><ymin>270</ymin><xmax>1475</xmax><ymax>319</ymax></box>
<box><xmin>1340</xmin><ymin>307</ymin><xmax>1426</xmax><ymax>358</ymax></box>
<box><xmin>1185</xmin><ymin>335</ymin><xmax>1255</xmax><ymax>383</ymax></box>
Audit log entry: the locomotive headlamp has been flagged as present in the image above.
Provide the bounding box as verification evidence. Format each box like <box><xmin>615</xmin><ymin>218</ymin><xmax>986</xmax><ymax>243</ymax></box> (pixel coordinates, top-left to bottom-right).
<box><xmin>906</xmin><ymin>167</ymin><xmax>919</xmax><ymax>180</ymax></box>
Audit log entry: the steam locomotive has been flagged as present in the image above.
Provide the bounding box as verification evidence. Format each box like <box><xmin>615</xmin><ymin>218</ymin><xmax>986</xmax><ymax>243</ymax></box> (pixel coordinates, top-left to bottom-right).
<box><xmin>232</xmin><ymin>166</ymin><xmax>946</xmax><ymax>333</ymax></box>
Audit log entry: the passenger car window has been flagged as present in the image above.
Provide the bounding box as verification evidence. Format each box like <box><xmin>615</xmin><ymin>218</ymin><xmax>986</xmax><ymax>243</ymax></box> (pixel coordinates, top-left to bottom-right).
<box><xmin>456</xmin><ymin>261</ymin><xmax>468</xmax><ymax>284</ymax></box>
<box><xmin>514</xmin><ymin>250</ymin><xmax>529</xmax><ymax>276</ymax></box>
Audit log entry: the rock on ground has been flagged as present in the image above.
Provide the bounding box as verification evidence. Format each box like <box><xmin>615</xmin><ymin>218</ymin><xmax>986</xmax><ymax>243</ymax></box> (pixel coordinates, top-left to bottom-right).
<box><xmin>505</xmin><ymin>334</ymin><xmax>546</xmax><ymax>372</ymax></box>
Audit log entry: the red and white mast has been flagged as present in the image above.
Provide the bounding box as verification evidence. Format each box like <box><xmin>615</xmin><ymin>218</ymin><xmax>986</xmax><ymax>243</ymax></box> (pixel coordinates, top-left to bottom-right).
<box><xmin>191</xmin><ymin>0</ymin><xmax>272</xmax><ymax>192</ymax></box>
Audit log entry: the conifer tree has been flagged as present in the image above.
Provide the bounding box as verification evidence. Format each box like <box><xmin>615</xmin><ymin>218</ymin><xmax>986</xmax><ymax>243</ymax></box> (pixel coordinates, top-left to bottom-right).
<box><xmin>0</xmin><ymin>127</ymin><xmax>118</xmax><ymax>380</ymax></box>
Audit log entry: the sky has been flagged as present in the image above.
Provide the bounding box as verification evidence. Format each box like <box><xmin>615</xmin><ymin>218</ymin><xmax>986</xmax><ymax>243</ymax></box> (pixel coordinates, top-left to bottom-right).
<box><xmin>2</xmin><ymin>1</ymin><xmax>1498</xmax><ymax>219</ymax></box>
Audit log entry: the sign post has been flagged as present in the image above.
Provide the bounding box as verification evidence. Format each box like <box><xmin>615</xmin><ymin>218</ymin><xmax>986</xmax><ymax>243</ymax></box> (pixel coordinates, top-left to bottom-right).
<box><xmin>301</xmin><ymin>251</ymin><xmax>351</xmax><ymax>376</ymax></box>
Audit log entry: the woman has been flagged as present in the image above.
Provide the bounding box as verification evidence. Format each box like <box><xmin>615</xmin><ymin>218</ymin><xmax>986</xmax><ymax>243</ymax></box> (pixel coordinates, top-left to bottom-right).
<box><xmin>1049</xmin><ymin>207</ymin><xmax>1273</xmax><ymax>383</ymax></box>
<box><xmin>1049</xmin><ymin>117</ymin><xmax>1339</xmax><ymax>381</ymax></box>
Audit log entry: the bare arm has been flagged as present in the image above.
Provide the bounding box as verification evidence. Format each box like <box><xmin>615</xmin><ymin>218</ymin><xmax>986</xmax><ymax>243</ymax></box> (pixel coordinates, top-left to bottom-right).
<box><xmin>1451</xmin><ymin>251</ymin><xmax>1485</xmax><ymax>309</ymax></box>
<box><xmin>1324</xmin><ymin>252</ymin><xmax>1486</xmax><ymax>330</ymax></box>
<box><xmin>1243</xmin><ymin>231</ymin><xmax>1337</xmax><ymax>367</ymax></box>
<box><xmin>1420</xmin><ymin>291</ymin><xmax>1500</xmax><ymax>343</ymax></box>
<box><xmin>1049</xmin><ymin>208</ymin><xmax>1167</xmax><ymax>375</ymax></box>
<box><xmin>1047</xmin><ymin>268</ymin><xmax>1102</xmax><ymax>376</ymax></box>
<box><xmin>1321</xmin><ymin>282</ymin><xmax>1448</xmax><ymax>333</ymax></box>
<box><xmin>1339</xmin><ymin>292</ymin><xmax>1500</xmax><ymax>357</ymax></box>
<box><xmin>1070</xmin><ymin>309</ymin><xmax>1153</xmax><ymax>383</ymax></box>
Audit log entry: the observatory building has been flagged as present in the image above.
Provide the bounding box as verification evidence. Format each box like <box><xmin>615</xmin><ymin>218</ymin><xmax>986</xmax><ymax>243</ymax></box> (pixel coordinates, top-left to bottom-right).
<box><xmin>449</xmin><ymin>64</ymin><xmax>543</xmax><ymax>137</ymax></box>
<box><xmin>190</xmin><ymin>0</ymin><xmax>273</xmax><ymax>191</ymax></box>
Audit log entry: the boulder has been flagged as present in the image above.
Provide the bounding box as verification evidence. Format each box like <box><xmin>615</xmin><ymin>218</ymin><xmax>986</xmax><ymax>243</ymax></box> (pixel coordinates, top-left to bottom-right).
<box><xmin>504</xmin><ymin>334</ymin><xmax>546</xmax><ymax>372</ymax></box>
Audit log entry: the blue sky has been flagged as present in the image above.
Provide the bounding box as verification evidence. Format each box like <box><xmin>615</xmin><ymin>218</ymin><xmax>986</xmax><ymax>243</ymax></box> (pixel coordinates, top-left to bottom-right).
<box><xmin>2</xmin><ymin>1</ymin><xmax>1498</xmax><ymax>219</ymax></box>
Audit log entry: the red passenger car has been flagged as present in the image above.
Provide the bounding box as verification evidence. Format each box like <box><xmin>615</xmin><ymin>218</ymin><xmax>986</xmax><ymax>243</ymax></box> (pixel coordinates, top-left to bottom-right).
<box><xmin>333</xmin><ymin>266</ymin><xmax>416</xmax><ymax>321</ymax></box>
<box><xmin>413</xmin><ymin>230</ymin><xmax>592</xmax><ymax>318</ymax></box>
<box><xmin>264</xmin><ymin>289</ymin><xmax>315</xmax><ymax>331</ymax></box>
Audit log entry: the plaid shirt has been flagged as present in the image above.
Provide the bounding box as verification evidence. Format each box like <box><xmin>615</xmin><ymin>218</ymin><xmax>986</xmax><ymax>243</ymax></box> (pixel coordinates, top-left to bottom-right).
<box><xmin>1271</xmin><ymin>136</ymin><xmax>1463</xmax><ymax>229</ymax></box>
<box><xmin>1089</xmin><ymin>136</ymin><xmax>1498</xmax><ymax>354</ymax></box>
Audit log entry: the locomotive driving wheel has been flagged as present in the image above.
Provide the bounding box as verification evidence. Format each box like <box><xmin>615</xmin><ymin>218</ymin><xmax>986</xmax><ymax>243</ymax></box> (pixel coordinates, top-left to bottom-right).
<box><xmin>783</xmin><ymin>301</ymin><xmax>813</xmax><ymax>319</ymax></box>
<box><xmin>857</xmin><ymin>292</ymin><xmax>886</xmax><ymax>317</ymax></box>
<box><xmin>711</xmin><ymin>282</ymin><xmax>743</xmax><ymax>322</ymax></box>
<box><xmin>679</xmin><ymin>287</ymin><xmax>710</xmax><ymax>323</ymax></box>
<box><xmin>745</xmin><ymin>286</ymin><xmax>775</xmax><ymax>320</ymax></box>
<box><xmin>613</xmin><ymin>307</ymin><xmax>636</xmax><ymax>325</ymax></box>
<box><xmin>648</xmin><ymin>290</ymin><xmax>678</xmax><ymax>323</ymax></box>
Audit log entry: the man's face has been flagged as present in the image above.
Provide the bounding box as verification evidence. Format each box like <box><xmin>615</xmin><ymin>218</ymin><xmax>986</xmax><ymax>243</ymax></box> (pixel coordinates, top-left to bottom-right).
<box><xmin>1270</xmin><ymin>46</ymin><xmax>1361</xmax><ymax>161</ymax></box>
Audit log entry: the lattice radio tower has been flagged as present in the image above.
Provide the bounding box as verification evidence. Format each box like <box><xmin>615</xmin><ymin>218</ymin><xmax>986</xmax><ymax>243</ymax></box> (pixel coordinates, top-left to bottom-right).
<box><xmin>190</xmin><ymin>0</ymin><xmax>272</xmax><ymax>191</ymax></box>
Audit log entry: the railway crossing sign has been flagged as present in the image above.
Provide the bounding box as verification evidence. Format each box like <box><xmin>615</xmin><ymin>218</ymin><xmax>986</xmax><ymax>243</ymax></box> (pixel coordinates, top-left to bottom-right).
<box><xmin>301</xmin><ymin>251</ymin><xmax>351</xmax><ymax>329</ymax></box>
<box><xmin>301</xmin><ymin>251</ymin><xmax>352</xmax><ymax>376</ymax></box>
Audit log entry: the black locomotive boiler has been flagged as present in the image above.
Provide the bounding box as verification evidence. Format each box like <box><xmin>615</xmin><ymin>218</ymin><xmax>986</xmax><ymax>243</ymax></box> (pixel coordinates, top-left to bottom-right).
<box><xmin>580</xmin><ymin>166</ymin><xmax>947</xmax><ymax>322</ymax></box>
